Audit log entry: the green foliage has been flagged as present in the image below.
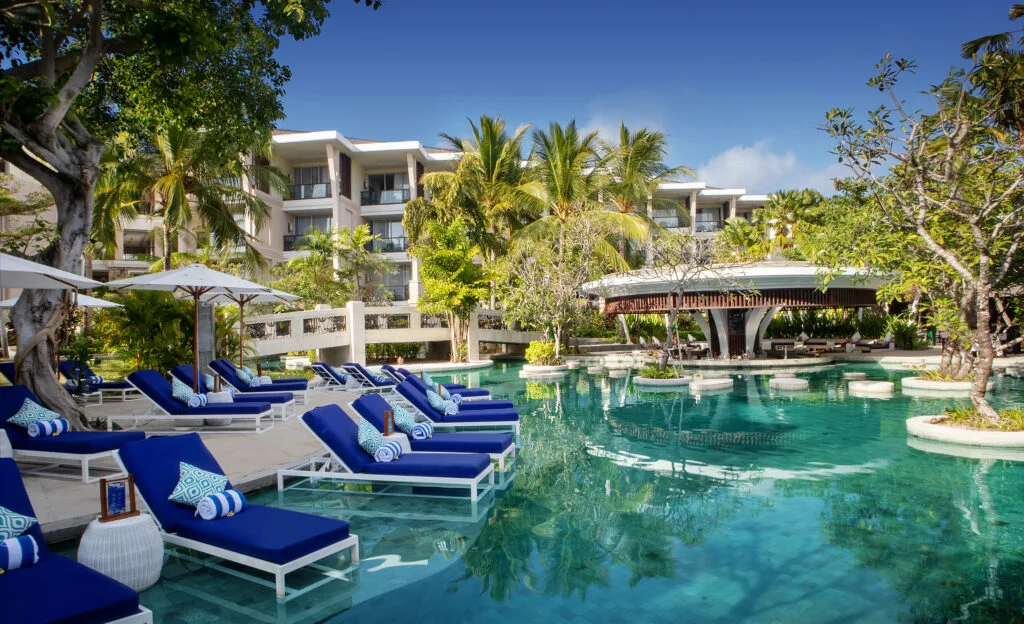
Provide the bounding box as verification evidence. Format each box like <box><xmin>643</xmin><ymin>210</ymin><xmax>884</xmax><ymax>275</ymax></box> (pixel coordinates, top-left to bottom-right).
<box><xmin>524</xmin><ymin>341</ymin><xmax>562</xmax><ymax>366</ymax></box>
<box><xmin>765</xmin><ymin>310</ymin><xmax>891</xmax><ymax>340</ymax></box>
<box><xmin>0</xmin><ymin>173</ymin><xmax>54</xmax><ymax>256</ymax></box>
<box><xmin>94</xmin><ymin>291</ymin><xmax>193</xmax><ymax>373</ymax></box>
<box><xmin>624</xmin><ymin>314</ymin><xmax>667</xmax><ymax>341</ymax></box>
<box><xmin>716</xmin><ymin>217</ymin><xmax>763</xmax><ymax>261</ymax></box>
<box><xmin>366</xmin><ymin>342</ymin><xmax>421</xmax><ymax>362</ymax></box>
<box><xmin>752</xmin><ymin>189</ymin><xmax>822</xmax><ymax>259</ymax></box>
<box><xmin>884</xmin><ymin>316</ymin><xmax>919</xmax><ymax>349</ymax></box>
<box><xmin>637</xmin><ymin>364</ymin><xmax>682</xmax><ymax>379</ymax></box>
<box><xmin>944</xmin><ymin>406</ymin><xmax>1024</xmax><ymax>431</ymax></box>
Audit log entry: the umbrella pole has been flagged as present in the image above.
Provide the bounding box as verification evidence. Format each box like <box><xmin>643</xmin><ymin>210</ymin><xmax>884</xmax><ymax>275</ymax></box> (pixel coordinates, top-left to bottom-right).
<box><xmin>193</xmin><ymin>290</ymin><xmax>200</xmax><ymax>393</ymax></box>
<box><xmin>238</xmin><ymin>299</ymin><xmax>245</xmax><ymax>370</ymax></box>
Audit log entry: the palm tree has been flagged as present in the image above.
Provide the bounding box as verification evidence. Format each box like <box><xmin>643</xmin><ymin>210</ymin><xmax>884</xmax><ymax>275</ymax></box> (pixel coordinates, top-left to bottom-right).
<box><xmin>752</xmin><ymin>188</ymin><xmax>822</xmax><ymax>258</ymax></box>
<box><xmin>335</xmin><ymin>224</ymin><xmax>395</xmax><ymax>298</ymax></box>
<box><xmin>717</xmin><ymin>217</ymin><xmax>763</xmax><ymax>261</ymax></box>
<box><xmin>600</xmin><ymin>123</ymin><xmax>693</xmax><ymax>263</ymax></box>
<box><xmin>94</xmin><ymin>125</ymin><xmax>289</xmax><ymax>272</ymax></box>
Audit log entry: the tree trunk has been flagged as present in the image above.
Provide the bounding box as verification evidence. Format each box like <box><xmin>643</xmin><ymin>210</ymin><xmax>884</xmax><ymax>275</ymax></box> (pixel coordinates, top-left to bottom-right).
<box><xmin>618</xmin><ymin>234</ymin><xmax>627</xmax><ymax>264</ymax></box>
<box><xmin>553</xmin><ymin>324</ymin><xmax>562</xmax><ymax>359</ymax></box>
<box><xmin>971</xmin><ymin>287</ymin><xmax>998</xmax><ymax>422</ymax></box>
<box><xmin>939</xmin><ymin>339</ymin><xmax>955</xmax><ymax>377</ymax></box>
<box><xmin>163</xmin><ymin>225</ymin><xmax>172</xmax><ymax>271</ymax></box>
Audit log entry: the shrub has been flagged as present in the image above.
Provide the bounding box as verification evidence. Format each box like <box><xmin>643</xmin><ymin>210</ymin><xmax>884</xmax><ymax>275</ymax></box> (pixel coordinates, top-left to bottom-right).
<box><xmin>525</xmin><ymin>341</ymin><xmax>562</xmax><ymax>366</ymax></box>
<box><xmin>638</xmin><ymin>364</ymin><xmax>683</xmax><ymax>379</ymax></box>
<box><xmin>944</xmin><ymin>406</ymin><xmax>1024</xmax><ymax>431</ymax></box>
<box><xmin>366</xmin><ymin>342</ymin><xmax>421</xmax><ymax>362</ymax></box>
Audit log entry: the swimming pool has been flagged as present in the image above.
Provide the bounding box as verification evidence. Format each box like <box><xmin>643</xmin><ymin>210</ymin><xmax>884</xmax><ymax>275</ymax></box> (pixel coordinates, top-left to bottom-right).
<box><xmin>143</xmin><ymin>363</ymin><xmax>1024</xmax><ymax>623</ymax></box>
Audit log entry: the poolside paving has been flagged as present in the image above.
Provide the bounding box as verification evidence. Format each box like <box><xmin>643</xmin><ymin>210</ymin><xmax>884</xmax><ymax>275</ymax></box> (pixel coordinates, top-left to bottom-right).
<box><xmin>25</xmin><ymin>388</ymin><xmax>360</xmax><ymax>543</ymax></box>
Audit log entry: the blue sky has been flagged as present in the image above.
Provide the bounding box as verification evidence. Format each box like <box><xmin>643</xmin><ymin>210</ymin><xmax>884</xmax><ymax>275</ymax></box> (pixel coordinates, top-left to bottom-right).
<box><xmin>276</xmin><ymin>0</ymin><xmax>1012</xmax><ymax>193</ymax></box>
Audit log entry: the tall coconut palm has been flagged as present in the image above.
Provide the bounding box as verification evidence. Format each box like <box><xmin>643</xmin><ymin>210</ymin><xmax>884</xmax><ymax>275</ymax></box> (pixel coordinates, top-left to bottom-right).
<box><xmin>517</xmin><ymin>120</ymin><xmax>643</xmax><ymax>270</ymax></box>
<box><xmin>752</xmin><ymin>188</ymin><xmax>822</xmax><ymax>258</ymax></box>
<box><xmin>94</xmin><ymin>125</ymin><xmax>288</xmax><ymax>273</ymax></box>
<box><xmin>600</xmin><ymin>123</ymin><xmax>693</xmax><ymax>263</ymax></box>
<box><xmin>404</xmin><ymin>115</ymin><xmax>540</xmax><ymax>255</ymax></box>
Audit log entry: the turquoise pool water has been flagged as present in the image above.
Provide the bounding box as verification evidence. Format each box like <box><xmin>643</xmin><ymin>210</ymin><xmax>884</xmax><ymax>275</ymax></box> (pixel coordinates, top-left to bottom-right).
<box><xmin>142</xmin><ymin>363</ymin><xmax>1024</xmax><ymax>623</ymax></box>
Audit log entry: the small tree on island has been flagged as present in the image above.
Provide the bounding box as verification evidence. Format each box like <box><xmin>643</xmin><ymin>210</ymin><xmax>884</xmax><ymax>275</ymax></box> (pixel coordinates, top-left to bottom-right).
<box><xmin>496</xmin><ymin>212</ymin><xmax>612</xmax><ymax>360</ymax></box>
<box><xmin>412</xmin><ymin>220</ymin><xmax>490</xmax><ymax>362</ymax></box>
<box><xmin>823</xmin><ymin>41</ymin><xmax>1024</xmax><ymax>422</ymax></box>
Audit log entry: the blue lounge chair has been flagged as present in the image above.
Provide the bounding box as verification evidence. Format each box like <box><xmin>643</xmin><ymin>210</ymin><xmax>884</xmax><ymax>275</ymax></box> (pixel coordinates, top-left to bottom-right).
<box><xmin>121</xmin><ymin>370</ymin><xmax>274</xmax><ymax>434</ymax></box>
<box><xmin>58</xmin><ymin>360</ymin><xmax>139</xmax><ymax>403</ymax></box>
<box><xmin>0</xmin><ymin>385</ymin><xmax>145</xmax><ymax>483</ymax></box>
<box><xmin>116</xmin><ymin>433</ymin><xmax>358</xmax><ymax>599</ymax></box>
<box><xmin>309</xmin><ymin>362</ymin><xmax>349</xmax><ymax>390</ymax></box>
<box><xmin>401</xmin><ymin>371</ymin><xmax>501</xmax><ymax>404</ymax></box>
<box><xmin>171</xmin><ymin>365</ymin><xmax>296</xmax><ymax>420</ymax></box>
<box><xmin>0</xmin><ymin>458</ymin><xmax>153</xmax><ymax>623</ymax></box>
<box><xmin>342</xmin><ymin>362</ymin><xmax>395</xmax><ymax>389</ymax></box>
<box><xmin>394</xmin><ymin>380</ymin><xmax>519</xmax><ymax>434</ymax></box>
<box><xmin>393</xmin><ymin>366</ymin><xmax>470</xmax><ymax>391</ymax></box>
<box><xmin>393</xmin><ymin>366</ymin><xmax>493</xmax><ymax>400</ymax></box>
<box><xmin>209</xmin><ymin>359</ymin><xmax>310</xmax><ymax>404</ymax></box>
<box><xmin>352</xmin><ymin>393</ymin><xmax>515</xmax><ymax>471</ymax></box>
<box><xmin>281</xmin><ymin>404</ymin><xmax>495</xmax><ymax>501</ymax></box>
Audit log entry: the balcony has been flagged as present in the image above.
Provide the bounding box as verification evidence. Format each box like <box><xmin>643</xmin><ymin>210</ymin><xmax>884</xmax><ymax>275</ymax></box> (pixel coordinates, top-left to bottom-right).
<box><xmin>291</xmin><ymin>182</ymin><xmax>331</xmax><ymax>200</ymax></box>
<box><xmin>381</xmin><ymin>284</ymin><xmax>409</xmax><ymax>301</ymax></box>
<box><xmin>361</xmin><ymin>188</ymin><xmax>410</xmax><ymax>205</ymax></box>
<box><xmin>121</xmin><ymin>246</ymin><xmax>156</xmax><ymax>262</ymax></box>
<box><xmin>654</xmin><ymin>216</ymin><xmax>686</xmax><ymax>229</ymax></box>
<box><xmin>283</xmin><ymin>234</ymin><xmax>308</xmax><ymax>252</ymax></box>
<box><xmin>694</xmin><ymin>220</ymin><xmax>723</xmax><ymax>233</ymax></box>
<box><xmin>367</xmin><ymin>237</ymin><xmax>408</xmax><ymax>253</ymax></box>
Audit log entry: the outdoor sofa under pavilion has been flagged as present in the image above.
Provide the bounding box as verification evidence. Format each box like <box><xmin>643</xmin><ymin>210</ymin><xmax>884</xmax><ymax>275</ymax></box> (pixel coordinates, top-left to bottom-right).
<box><xmin>115</xmin><ymin>433</ymin><xmax>359</xmax><ymax>599</ymax></box>
<box><xmin>209</xmin><ymin>358</ymin><xmax>310</xmax><ymax>404</ymax></box>
<box><xmin>278</xmin><ymin>404</ymin><xmax>496</xmax><ymax>502</ymax></box>
<box><xmin>171</xmin><ymin>365</ymin><xmax>296</xmax><ymax>420</ymax></box>
<box><xmin>119</xmin><ymin>370</ymin><xmax>275</xmax><ymax>434</ymax></box>
<box><xmin>391</xmin><ymin>380</ymin><xmax>520</xmax><ymax>434</ymax></box>
<box><xmin>0</xmin><ymin>458</ymin><xmax>153</xmax><ymax>623</ymax></box>
<box><xmin>0</xmin><ymin>384</ymin><xmax>145</xmax><ymax>483</ymax></box>
<box><xmin>351</xmin><ymin>393</ymin><xmax>516</xmax><ymax>471</ymax></box>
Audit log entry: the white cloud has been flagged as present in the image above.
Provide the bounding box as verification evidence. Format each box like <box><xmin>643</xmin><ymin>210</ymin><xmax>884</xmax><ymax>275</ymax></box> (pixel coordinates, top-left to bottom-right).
<box><xmin>696</xmin><ymin>140</ymin><xmax>845</xmax><ymax>194</ymax></box>
<box><xmin>582</xmin><ymin>92</ymin><xmax>668</xmax><ymax>141</ymax></box>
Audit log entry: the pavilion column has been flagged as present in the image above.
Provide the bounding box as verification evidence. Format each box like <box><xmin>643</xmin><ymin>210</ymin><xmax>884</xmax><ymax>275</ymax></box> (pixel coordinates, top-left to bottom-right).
<box><xmin>708</xmin><ymin>309</ymin><xmax>730</xmax><ymax>359</ymax></box>
<box><xmin>744</xmin><ymin>307</ymin><xmax>768</xmax><ymax>356</ymax></box>
<box><xmin>755</xmin><ymin>306</ymin><xmax>783</xmax><ymax>354</ymax></box>
<box><xmin>692</xmin><ymin>311</ymin><xmax>713</xmax><ymax>350</ymax></box>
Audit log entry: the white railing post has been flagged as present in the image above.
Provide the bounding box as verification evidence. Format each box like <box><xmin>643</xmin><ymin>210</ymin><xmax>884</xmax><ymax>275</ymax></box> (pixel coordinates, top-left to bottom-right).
<box><xmin>347</xmin><ymin>300</ymin><xmax>366</xmax><ymax>365</ymax></box>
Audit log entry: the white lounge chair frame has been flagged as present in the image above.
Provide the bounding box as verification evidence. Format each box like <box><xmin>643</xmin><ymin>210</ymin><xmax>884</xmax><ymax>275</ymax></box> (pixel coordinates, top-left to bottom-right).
<box><xmin>12</xmin><ymin>447</ymin><xmax>126</xmax><ymax>484</ymax></box>
<box><xmin>209</xmin><ymin>364</ymin><xmax>310</xmax><ymax>405</ymax></box>
<box><xmin>341</xmin><ymin>365</ymin><xmax>397</xmax><ymax>392</ymax></box>
<box><xmin>110</xmin><ymin>607</ymin><xmax>154</xmax><ymax>623</ymax></box>
<box><xmin>392</xmin><ymin>391</ymin><xmax>520</xmax><ymax>436</ymax></box>
<box><xmin>279</xmin><ymin>418</ymin><xmax>495</xmax><ymax>502</ymax></box>
<box><xmin>111</xmin><ymin>379</ymin><xmax>274</xmax><ymax>435</ymax></box>
<box><xmin>345</xmin><ymin>400</ymin><xmax>515</xmax><ymax>472</ymax></box>
<box><xmin>113</xmin><ymin>454</ymin><xmax>359</xmax><ymax>601</ymax></box>
<box><xmin>310</xmin><ymin>363</ymin><xmax>389</xmax><ymax>395</ymax></box>
<box><xmin>309</xmin><ymin>363</ymin><xmax>347</xmax><ymax>390</ymax></box>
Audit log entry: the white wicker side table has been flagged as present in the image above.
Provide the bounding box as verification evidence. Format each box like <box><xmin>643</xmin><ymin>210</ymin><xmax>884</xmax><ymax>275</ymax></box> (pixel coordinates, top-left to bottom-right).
<box><xmin>78</xmin><ymin>513</ymin><xmax>164</xmax><ymax>591</ymax></box>
<box><xmin>204</xmin><ymin>390</ymin><xmax>234</xmax><ymax>426</ymax></box>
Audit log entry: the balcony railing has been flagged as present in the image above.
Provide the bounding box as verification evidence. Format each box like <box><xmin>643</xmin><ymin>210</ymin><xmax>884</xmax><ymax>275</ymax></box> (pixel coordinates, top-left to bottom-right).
<box><xmin>291</xmin><ymin>182</ymin><xmax>331</xmax><ymax>200</ymax></box>
<box><xmin>367</xmin><ymin>237</ymin><xmax>408</xmax><ymax>253</ymax></box>
<box><xmin>283</xmin><ymin>234</ymin><xmax>306</xmax><ymax>252</ymax></box>
<box><xmin>360</xmin><ymin>188</ymin><xmax>410</xmax><ymax>205</ymax></box>
<box><xmin>654</xmin><ymin>216</ymin><xmax>686</xmax><ymax>229</ymax></box>
<box><xmin>694</xmin><ymin>220</ymin><xmax>723</xmax><ymax>233</ymax></box>
<box><xmin>381</xmin><ymin>284</ymin><xmax>409</xmax><ymax>301</ymax></box>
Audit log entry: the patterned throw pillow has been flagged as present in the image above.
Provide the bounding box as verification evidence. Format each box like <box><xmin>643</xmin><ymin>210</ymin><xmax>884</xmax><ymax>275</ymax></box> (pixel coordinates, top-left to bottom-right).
<box><xmin>0</xmin><ymin>506</ymin><xmax>37</xmax><ymax>540</ymax></box>
<box><xmin>8</xmin><ymin>399</ymin><xmax>61</xmax><ymax>429</ymax></box>
<box><xmin>330</xmin><ymin>367</ymin><xmax>349</xmax><ymax>384</ymax></box>
<box><xmin>426</xmin><ymin>389</ymin><xmax>446</xmax><ymax>415</ymax></box>
<box><xmin>422</xmin><ymin>371</ymin><xmax>435</xmax><ymax>387</ymax></box>
<box><xmin>357</xmin><ymin>418</ymin><xmax>384</xmax><ymax>456</ymax></box>
<box><xmin>171</xmin><ymin>377</ymin><xmax>196</xmax><ymax>406</ymax></box>
<box><xmin>202</xmin><ymin>374</ymin><xmax>216</xmax><ymax>392</ymax></box>
<box><xmin>439</xmin><ymin>385</ymin><xmax>452</xmax><ymax>400</ymax></box>
<box><xmin>234</xmin><ymin>366</ymin><xmax>253</xmax><ymax>385</ymax></box>
<box><xmin>168</xmin><ymin>462</ymin><xmax>228</xmax><ymax>508</ymax></box>
<box><xmin>392</xmin><ymin>404</ymin><xmax>418</xmax><ymax>435</ymax></box>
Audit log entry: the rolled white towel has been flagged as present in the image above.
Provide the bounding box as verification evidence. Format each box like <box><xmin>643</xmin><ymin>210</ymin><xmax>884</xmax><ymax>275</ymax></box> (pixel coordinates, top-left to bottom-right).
<box><xmin>195</xmin><ymin>489</ymin><xmax>247</xmax><ymax>520</ymax></box>
<box><xmin>249</xmin><ymin>377</ymin><xmax>261</xmax><ymax>388</ymax></box>
<box><xmin>450</xmin><ymin>394</ymin><xmax>463</xmax><ymax>405</ymax></box>
<box><xmin>27</xmin><ymin>418</ymin><xmax>69</xmax><ymax>438</ymax></box>
<box><xmin>187</xmin><ymin>394</ymin><xmax>208</xmax><ymax>408</ymax></box>
<box><xmin>411</xmin><ymin>422</ymin><xmax>433</xmax><ymax>440</ymax></box>
<box><xmin>443</xmin><ymin>400</ymin><xmax>459</xmax><ymax>416</ymax></box>
<box><xmin>89</xmin><ymin>375</ymin><xmax>104</xmax><ymax>384</ymax></box>
<box><xmin>373</xmin><ymin>440</ymin><xmax>402</xmax><ymax>463</ymax></box>
<box><xmin>258</xmin><ymin>375</ymin><xmax>273</xmax><ymax>385</ymax></box>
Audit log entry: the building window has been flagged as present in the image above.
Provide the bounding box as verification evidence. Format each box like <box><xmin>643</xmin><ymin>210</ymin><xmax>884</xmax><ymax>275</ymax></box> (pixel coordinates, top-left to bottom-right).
<box><xmin>695</xmin><ymin>206</ymin><xmax>723</xmax><ymax>232</ymax></box>
<box><xmin>375</xmin><ymin>264</ymin><xmax>411</xmax><ymax>300</ymax></box>
<box><xmin>294</xmin><ymin>215</ymin><xmax>332</xmax><ymax>236</ymax></box>
<box><xmin>292</xmin><ymin>166</ymin><xmax>331</xmax><ymax>199</ymax></box>
<box><xmin>368</xmin><ymin>219</ymin><xmax>408</xmax><ymax>252</ymax></box>
<box><xmin>362</xmin><ymin>172</ymin><xmax>410</xmax><ymax>204</ymax></box>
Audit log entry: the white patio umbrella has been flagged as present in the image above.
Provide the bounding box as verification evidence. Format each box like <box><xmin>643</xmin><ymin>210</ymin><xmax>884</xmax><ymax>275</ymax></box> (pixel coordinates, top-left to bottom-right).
<box><xmin>199</xmin><ymin>287</ymin><xmax>299</xmax><ymax>369</ymax></box>
<box><xmin>0</xmin><ymin>293</ymin><xmax>122</xmax><ymax>309</ymax></box>
<box><xmin>105</xmin><ymin>264</ymin><xmax>274</xmax><ymax>391</ymax></box>
<box><xmin>0</xmin><ymin>252</ymin><xmax>101</xmax><ymax>290</ymax></box>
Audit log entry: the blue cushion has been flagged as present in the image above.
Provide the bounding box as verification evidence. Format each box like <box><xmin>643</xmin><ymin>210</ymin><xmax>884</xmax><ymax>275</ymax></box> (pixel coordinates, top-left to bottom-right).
<box><xmin>173</xmin><ymin>365</ymin><xmax>294</xmax><ymax>404</ymax></box>
<box><xmin>409</xmin><ymin>432</ymin><xmax>513</xmax><ymax>454</ymax></box>
<box><xmin>9</xmin><ymin>430</ymin><xmax>145</xmax><ymax>454</ymax></box>
<box><xmin>363</xmin><ymin>452</ymin><xmax>491</xmax><ymax>479</ymax></box>
<box><xmin>0</xmin><ymin>361</ymin><xmax>16</xmax><ymax>384</ymax></box>
<box><xmin>353</xmin><ymin>394</ymin><xmax>403</xmax><ymax>432</ymax></box>
<box><xmin>127</xmin><ymin>370</ymin><xmax>271</xmax><ymax>416</ymax></box>
<box><xmin>0</xmin><ymin>552</ymin><xmax>142</xmax><ymax>624</ymax></box>
<box><xmin>0</xmin><ymin>459</ymin><xmax>46</xmax><ymax>550</ymax></box>
<box><xmin>454</xmin><ymin>399</ymin><xmax>516</xmax><ymax>411</ymax></box>
<box><xmin>395</xmin><ymin>381</ymin><xmax>443</xmax><ymax>420</ymax></box>
<box><xmin>345</xmin><ymin>362</ymin><xmax>393</xmax><ymax>387</ymax></box>
<box><xmin>117</xmin><ymin>433</ymin><xmax>232</xmax><ymax>533</ymax></box>
<box><xmin>404</xmin><ymin>373</ymin><xmax>471</xmax><ymax>394</ymax></box>
<box><xmin>94</xmin><ymin>381</ymin><xmax>132</xmax><ymax>391</ymax></box>
<box><xmin>301</xmin><ymin>406</ymin><xmax>372</xmax><ymax>474</ymax></box>
<box><xmin>448</xmin><ymin>387</ymin><xmax>489</xmax><ymax>398</ymax></box>
<box><xmin>312</xmin><ymin>362</ymin><xmax>346</xmax><ymax>385</ymax></box>
<box><xmin>211</xmin><ymin>359</ymin><xmax>307</xmax><ymax>392</ymax></box>
<box><xmin>174</xmin><ymin>505</ymin><xmax>350</xmax><ymax>565</ymax></box>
